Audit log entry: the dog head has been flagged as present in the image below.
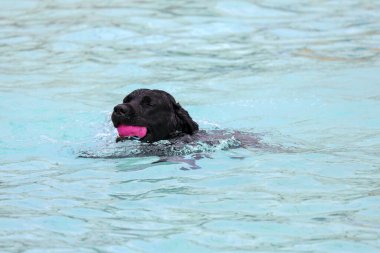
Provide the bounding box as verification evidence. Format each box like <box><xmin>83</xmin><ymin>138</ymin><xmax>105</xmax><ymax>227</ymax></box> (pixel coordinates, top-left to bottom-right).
<box><xmin>111</xmin><ymin>89</ymin><xmax>198</xmax><ymax>142</ymax></box>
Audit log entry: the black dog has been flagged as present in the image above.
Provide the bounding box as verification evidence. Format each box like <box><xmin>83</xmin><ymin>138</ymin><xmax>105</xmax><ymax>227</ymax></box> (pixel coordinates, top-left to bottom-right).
<box><xmin>112</xmin><ymin>89</ymin><xmax>199</xmax><ymax>143</ymax></box>
<box><xmin>77</xmin><ymin>89</ymin><xmax>273</xmax><ymax>162</ymax></box>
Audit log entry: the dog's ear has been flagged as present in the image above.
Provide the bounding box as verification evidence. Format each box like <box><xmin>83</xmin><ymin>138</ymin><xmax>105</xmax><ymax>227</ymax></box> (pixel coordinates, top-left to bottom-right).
<box><xmin>158</xmin><ymin>90</ymin><xmax>199</xmax><ymax>135</ymax></box>
<box><xmin>173</xmin><ymin>102</ymin><xmax>199</xmax><ymax>134</ymax></box>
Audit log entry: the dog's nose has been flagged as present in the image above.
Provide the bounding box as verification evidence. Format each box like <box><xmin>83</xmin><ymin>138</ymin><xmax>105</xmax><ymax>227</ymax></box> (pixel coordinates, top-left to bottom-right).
<box><xmin>114</xmin><ymin>104</ymin><xmax>132</xmax><ymax>115</ymax></box>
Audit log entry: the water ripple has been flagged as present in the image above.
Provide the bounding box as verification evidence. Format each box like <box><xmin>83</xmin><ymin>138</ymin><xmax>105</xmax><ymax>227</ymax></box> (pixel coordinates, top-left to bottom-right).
<box><xmin>1</xmin><ymin>0</ymin><xmax>380</xmax><ymax>252</ymax></box>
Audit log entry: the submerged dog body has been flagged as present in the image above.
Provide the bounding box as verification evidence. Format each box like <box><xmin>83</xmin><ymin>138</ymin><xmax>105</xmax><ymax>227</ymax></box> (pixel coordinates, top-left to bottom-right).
<box><xmin>108</xmin><ymin>89</ymin><xmax>267</xmax><ymax>161</ymax></box>
<box><xmin>112</xmin><ymin>89</ymin><xmax>199</xmax><ymax>143</ymax></box>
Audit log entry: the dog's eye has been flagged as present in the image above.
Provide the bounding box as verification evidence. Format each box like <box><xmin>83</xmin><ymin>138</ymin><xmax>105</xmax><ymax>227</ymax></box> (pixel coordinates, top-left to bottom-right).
<box><xmin>123</xmin><ymin>96</ymin><xmax>132</xmax><ymax>103</ymax></box>
<box><xmin>141</xmin><ymin>96</ymin><xmax>152</xmax><ymax>106</ymax></box>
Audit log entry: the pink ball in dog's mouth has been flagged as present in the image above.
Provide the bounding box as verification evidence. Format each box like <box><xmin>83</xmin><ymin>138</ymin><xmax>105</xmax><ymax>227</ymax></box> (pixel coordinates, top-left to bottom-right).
<box><xmin>117</xmin><ymin>125</ymin><xmax>147</xmax><ymax>138</ymax></box>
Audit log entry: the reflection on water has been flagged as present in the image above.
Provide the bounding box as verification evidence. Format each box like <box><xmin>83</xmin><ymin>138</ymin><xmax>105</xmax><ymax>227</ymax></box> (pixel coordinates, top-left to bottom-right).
<box><xmin>1</xmin><ymin>0</ymin><xmax>380</xmax><ymax>252</ymax></box>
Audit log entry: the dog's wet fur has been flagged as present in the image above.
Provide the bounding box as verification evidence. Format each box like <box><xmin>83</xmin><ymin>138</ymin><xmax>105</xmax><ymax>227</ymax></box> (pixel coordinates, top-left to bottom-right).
<box><xmin>111</xmin><ymin>88</ymin><xmax>264</xmax><ymax>149</ymax></box>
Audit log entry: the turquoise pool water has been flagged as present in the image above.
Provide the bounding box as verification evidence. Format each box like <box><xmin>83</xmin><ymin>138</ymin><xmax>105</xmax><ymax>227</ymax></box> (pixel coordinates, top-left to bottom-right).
<box><xmin>1</xmin><ymin>1</ymin><xmax>380</xmax><ymax>252</ymax></box>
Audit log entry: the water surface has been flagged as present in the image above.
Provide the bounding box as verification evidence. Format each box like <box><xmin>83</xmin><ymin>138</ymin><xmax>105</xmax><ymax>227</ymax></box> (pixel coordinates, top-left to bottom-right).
<box><xmin>1</xmin><ymin>0</ymin><xmax>380</xmax><ymax>252</ymax></box>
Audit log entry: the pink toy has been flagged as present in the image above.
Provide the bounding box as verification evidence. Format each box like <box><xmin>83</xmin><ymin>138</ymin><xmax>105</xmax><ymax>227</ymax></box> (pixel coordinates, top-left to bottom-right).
<box><xmin>117</xmin><ymin>125</ymin><xmax>147</xmax><ymax>138</ymax></box>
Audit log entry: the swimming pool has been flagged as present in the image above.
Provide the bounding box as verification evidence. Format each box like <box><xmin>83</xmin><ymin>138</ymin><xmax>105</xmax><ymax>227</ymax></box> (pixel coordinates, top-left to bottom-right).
<box><xmin>1</xmin><ymin>0</ymin><xmax>380</xmax><ymax>252</ymax></box>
